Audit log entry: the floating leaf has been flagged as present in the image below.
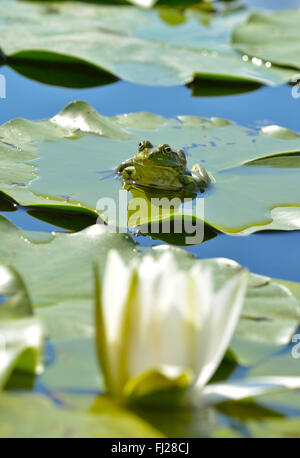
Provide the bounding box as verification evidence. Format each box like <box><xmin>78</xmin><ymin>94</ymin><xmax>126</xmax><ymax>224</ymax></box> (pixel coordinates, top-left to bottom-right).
<box><xmin>0</xmin><ymin>265</ymin><xmax>32</xmax><ymax>320</ymax></box>
<box><xmin>0</xmin><ymin>265</ymin><xmax>44</xmax><ymax>389</ymax></box>
<box><xmin>0</xmin><ymin>392</ymin><xmax>163</xmax><ymax>438</ymax></box>
<box><xmin>248</xmin><ymin>418</ymin><xmax>300</xmax><ymax>438</ymax></box>
<box><xmin>214</xmin><ymin>418</ymin><xmax>300</xmax><ymax>438</ymax></box>
<box><xmin>1</xmin><ymin>101</ymin><xmax>300</xmax><ymax>235</ymax></box>
<box><xmin>40</xmin><ymin>337</ymin><xmax>102</xmax><ymax>392</ymax></box>
<box><xmin>0</xmin><ymin>317</ymin><xmax>44</xmax><ymax>389</ymax></box>
<box><xmin>232</xmin><ymin>10</ymin><xmax>300</xmax><ymax>71</ymax></box>
<box><xmin>0</xmin><ymin>216</ymin><xmax>298</xmax><ymax>364</ymax></box>
<box><xmin>0</xmin><ymin>1</ymin><xmax>294</xmax><ymax>87</ymax></box>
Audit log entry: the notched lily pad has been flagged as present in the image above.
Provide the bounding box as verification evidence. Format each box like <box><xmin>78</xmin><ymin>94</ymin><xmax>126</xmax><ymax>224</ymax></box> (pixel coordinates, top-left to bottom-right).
<box><xmin>1</xmin><ymin>101</ymin><xmax>300</xmax><ymax>236</ymax></box>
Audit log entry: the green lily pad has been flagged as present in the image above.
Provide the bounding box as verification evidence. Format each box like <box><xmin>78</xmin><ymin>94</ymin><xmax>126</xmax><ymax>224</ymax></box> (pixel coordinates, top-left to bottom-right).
<box><xmin>2</xmin><ymin>101</ymin><xmax>300</xmax><ymax>235</ymax></box>
<box><xmin>232</xmin><ymin>10</ymin><xmax>300</xmax><ymax>71</ymax></box>
<box><xmin>242</xmin><ymin>352</ymin><xmax>300</xmax><ymax>417</ymax></box>
<box><xmin>213</xmin><ymin>418</ymin><xmax>300</xmax><ymax>438</ymax></box>
<box><xmin>8</xmin><ymin>54</ymin><xmax>119</xmax><ymax>89</ymax></box>
<box><xmin>0</xmin><ymin>1</ymin><xmax>294</xmax><ymax>87</ymax></box>
<box><xmin>0</xmin><ymin>392</ymin><xmax>163</xmax><ymax>438</ymax></box>
<box><xmin>40</xmin><ymin>337</ymin><xmax>102</xmax><ymax>392</ymax></box>
<box><xmin>0</xmin><ymin>221</ymin><xmax>298</xmax><ymax>436</ymax></box>
<box><xmin>249</xmin><ymin>352</ymin><xmax>300</xmax><ymax>378</ymax></box>
<box><xmin>0</xmin><ymin>264</ymin><xmax>44</xmax><ymax>389</ymax></box>
<box><xmin>0</xmin><ymin>317</ymin><xmax>44</xmax><ymax>389</ymax></box>
<box><xmin>234</xmin><ymin>273</ymin><xmax>300</xmax><ymax>346</ymax></box>
<box><xmin>0</xmin><ymin>265</ymin><xmax>32</xmax><ymax>320</ymax></box>
<box><xmin>247</xmin><ymin>418</ymin><xmax>300</xmax><ymax>438</ymax></box>
<box><xmin>0</xmin><ymin>216</ymin><xmax>298</xmax><ymax>365</ymax></box>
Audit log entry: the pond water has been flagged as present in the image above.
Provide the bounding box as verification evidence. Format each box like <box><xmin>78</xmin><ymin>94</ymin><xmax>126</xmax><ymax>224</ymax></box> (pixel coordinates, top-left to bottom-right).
<box><xmin>1</xmin><ymin>0</ymin><xmax>300</xmax><ymax>283</ymax></box>
<box><xmin>1</xmin><ymin>0</ymin><xmax>300</xmax><ymax>438</ymax></box>
<box><xmin>1</xmin><ymin>63</ymin><xmax>300</xmax><ymax>282</ymax></box>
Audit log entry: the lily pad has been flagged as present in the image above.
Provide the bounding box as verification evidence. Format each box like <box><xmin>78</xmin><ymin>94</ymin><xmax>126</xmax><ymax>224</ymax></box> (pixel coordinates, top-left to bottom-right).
<box><xmin>213</xmin><ymin>418</ymin><xmax>300</xmax><ymax>438</ymax></box>
<box><xmin>247</xmin><ymin>418</ymin><xmax>300</xmax><ymax>438</ymax></box>
<box><xmin>40</xmin><ymin>337</ymin><xmax>102</xmax><ymax>392</ymax></box>
<box><xmin>0</xmin><ymin>265</ymin><xmax>32</xmax><ymax>320</ymax></box>
<box><xmin>0</xmin><ymin>216</ymin><xmax>298</xmax><ymax>365</ymax></box>
<box><xmin>2</xmin><ymin>101</ymin><xmax>300</xmax><ymax>235</ymax></box>
<box><xmin>232</xmin><ymin>10</ymin><xmax>300</xmax><ymax>71</ymax></box>
<box><xmin>0</xmin><ymin>221</ymin><xmax>299</xmax><ymax>436</ymax></box>
<box><xmin>0</xmin><ymin>392</ymin><xmax>163</xmax><ymax>438</ymax></box>
<box><xmin>0</xmin><ymin>264</ymin><xmax>44</xmax><ymax>389</ymax></box>
<box><xmin>0</xmin><ymin>1</ymin><xmax>294</xmax><ymax>87</ymax></box>
<box><xmin>0</xmin><ymin>317</ymin><xmax>44</xmax><ymax>389</ymax></box>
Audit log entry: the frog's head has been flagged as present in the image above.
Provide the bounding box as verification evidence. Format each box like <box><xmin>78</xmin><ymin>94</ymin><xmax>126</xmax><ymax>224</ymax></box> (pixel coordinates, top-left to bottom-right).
<box><xmin>135</xmin><ymin>141</ymin><xmax>187</xmax><ymax>168</ymax></box>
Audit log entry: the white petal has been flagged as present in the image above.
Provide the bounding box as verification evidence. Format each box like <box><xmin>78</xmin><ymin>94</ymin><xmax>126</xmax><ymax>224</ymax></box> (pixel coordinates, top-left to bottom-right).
<box><xmin>128</xmin><ymin>253</ymin><xmax>189</xmax><ymax>378</ymax></box>
<box><xmin>196</xmin><ymin>376</ymin><xmax>300</xmax><ymax>406</ymax></box>
<box><xmin>102</xmin><ymin>250</ymin><xmax>133</xmax><ymax>379</ymax></box>
<box><xmin>195</xmin><ymin>269</ymin><xmax>249</xmax><ymax>389</ymax></box>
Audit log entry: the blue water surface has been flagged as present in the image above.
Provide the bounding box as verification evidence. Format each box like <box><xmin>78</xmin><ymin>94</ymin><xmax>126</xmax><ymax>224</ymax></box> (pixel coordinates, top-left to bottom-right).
<box><xmin>0</xmin><ymin>0</ymin><xmax>300</xmax><ymax>282</ymax></box>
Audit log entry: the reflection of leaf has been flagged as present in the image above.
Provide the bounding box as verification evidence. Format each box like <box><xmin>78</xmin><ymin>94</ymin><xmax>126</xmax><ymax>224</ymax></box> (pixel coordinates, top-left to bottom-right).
<box><xmin>232</xmin><ymin>10</ymin><xmax>300</xmax><ymax>71</ymax></box>
<box><xmin>131</xmin><ymin>403</ymin><xmax>218</xmax><ymax>438</ymax></box>
<box><xmin>8</xmin><ymin>56</ymin><xmax>118</xmax><ymax>89</ymax></box>
<box><xmin>26</xmin><ymin>205</ymin><xmax>99</xmax><ymax>232</ymax></box>
<box><xmin>0</xmin><ymin>191</ymin><xmax>17</xmax><ymax>212</ymax></box>
<box><xmin>2</xmin><ymin>101</ymin><xmax>300</xmax><ymax>235</ymax></box>
<box><xmin>187</xmin><ymin>77</ymin><xmax>261</xmax><ymax>97</ymax></box>
<box><xmin>0</xmin><ymin>392</ymin><xmax>162</xmax><ymax>438</ymax></box>
<box><xmin>0</xmin><ymin>1</ymin><xmax>294</xmax><ymax>87</ymax></box>
<box><xmin>217</xmin><ymin>400</ymin><xmax>283</xmax><ymax>422</ymax></box>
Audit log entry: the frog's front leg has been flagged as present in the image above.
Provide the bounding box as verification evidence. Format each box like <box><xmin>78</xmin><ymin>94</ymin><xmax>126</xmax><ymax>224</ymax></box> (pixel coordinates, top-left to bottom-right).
<box><xmin>179</xmin><ymin>175</ymin><xmax>197</xmax><ymax>194</ymax></box>
<box><xmin>191</xmin><ymin>163</ymin><xmax>211</xmax><ymax>192</ymax></box>
<box><xmin>116</xmin><ymin>158</ymin><xmax>134</xmax><ymax>174</ymax></box>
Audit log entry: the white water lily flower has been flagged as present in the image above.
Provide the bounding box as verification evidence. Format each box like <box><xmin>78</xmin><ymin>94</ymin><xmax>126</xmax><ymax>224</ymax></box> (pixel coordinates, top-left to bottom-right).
<box><xmin>95</xmin><ymin>250</ymin><xmax>249</xmax><ymax>405</ymax></box>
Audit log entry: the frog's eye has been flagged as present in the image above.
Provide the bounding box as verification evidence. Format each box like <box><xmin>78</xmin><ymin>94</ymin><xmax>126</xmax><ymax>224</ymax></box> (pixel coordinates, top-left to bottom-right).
<box><xmin>138</xmin><ymin>140</ymin><xmax>152</xmax><ymax>151</ymax></box>
<box><xmin>163</xmin><ymin>145</ymin><xmax>172</xmax><ymax>153</ymax></box>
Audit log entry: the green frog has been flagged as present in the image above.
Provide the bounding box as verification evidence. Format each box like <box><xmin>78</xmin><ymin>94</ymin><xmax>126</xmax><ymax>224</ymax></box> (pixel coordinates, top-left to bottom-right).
<box><xmin>116</xmin><ymin>141</ymin><xmax>211</xmax><ymax>194</ymax></box>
